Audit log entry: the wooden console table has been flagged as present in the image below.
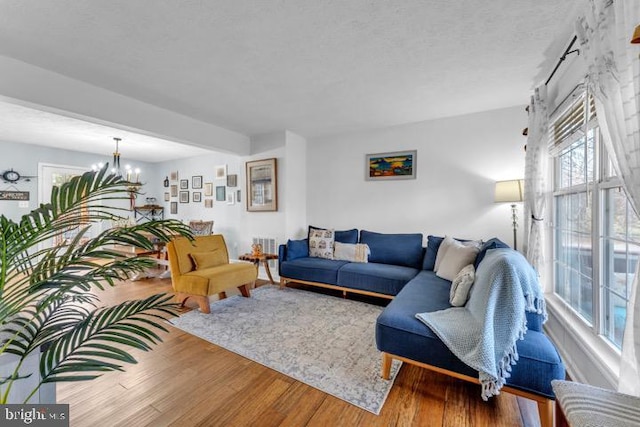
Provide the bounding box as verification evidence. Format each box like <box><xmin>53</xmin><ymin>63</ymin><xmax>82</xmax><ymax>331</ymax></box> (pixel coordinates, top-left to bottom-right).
<box><xmin>238</xmin><ymin>253</ymin><xmax>278</xmax><ymax>284</ymax></box>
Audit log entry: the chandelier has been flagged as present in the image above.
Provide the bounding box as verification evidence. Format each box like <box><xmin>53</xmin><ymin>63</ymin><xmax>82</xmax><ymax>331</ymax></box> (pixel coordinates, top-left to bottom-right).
<box><xmin>91</xmin><ymin>137</ymin><xmax>141</xmax><ymax>184</ymax></box>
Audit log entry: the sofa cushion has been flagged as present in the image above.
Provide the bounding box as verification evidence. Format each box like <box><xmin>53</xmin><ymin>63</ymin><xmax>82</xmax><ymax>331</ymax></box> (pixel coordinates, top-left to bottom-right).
<box><xmin>309</xmin><ymin>229</ymin><xmax>335</xmax><ymax>259</ymax></box>
<box><xmin>280</xmin><ymin>257</ymin><xmax>349</xmax><ymax>285</ymax></box>
<box><xmin>359</xmin><ymin>230</ymin><xmax>424</xmax><ymax>269</ymax></box>
<box><xmin>375</xmin><ymin>271</ymin><xmax>563</xmax><ymax>398</ymax></box>
<box><xmin>337</xmin><ymin>262</ymin><xmax>419</xmax><ymax>296</ymax></box>
<box><xmin>309</xmin><ymin>225</ymin><xmax>358</xmax><ymax>244</ymax></box>
<box><xmin>286</xmin><ymin>239</ymin><xmax>309</xmax><ymax>261</ymax></box>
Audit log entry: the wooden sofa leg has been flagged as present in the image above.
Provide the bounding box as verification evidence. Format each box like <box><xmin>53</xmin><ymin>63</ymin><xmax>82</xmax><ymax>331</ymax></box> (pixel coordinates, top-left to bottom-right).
<box><xmin>218</xmin><ymin>291</ymin><xmax>227</xmax><ymax>300</ymax></box>
<box><xmin>279</xmin><ymin>278</ymin><xmax>287</xmax><ymax>290</ymax></box>
<box><xmin>537</xmin><ymin>398</ymin><xmax>554</xmax><ymax>427</ymax></box>
<box><xmin>238</xmin><ymin>284</ymin><xmax>251</xmax><ymax>297</ymax></box>
<box><xmin>381</xmin><ymin>352</ymin><xmax>392</xmax><ymax>380</ymax></box>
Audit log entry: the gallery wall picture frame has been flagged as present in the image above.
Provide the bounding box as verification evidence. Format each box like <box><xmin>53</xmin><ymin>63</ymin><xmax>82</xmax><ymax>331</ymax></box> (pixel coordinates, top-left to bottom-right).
<box><xmin>170</xmin><ymin>201</ymin><xmax>178</xmax><ymax>215</ymax></box>
<box><xmin>246</xmin><ymin>158</ymin><xmax>277</xmax><ymax>212</ymax></box>
<box><xmin>179</xmin><ymin>191</ymin><xmax>189</xmax><ymax>203</ymax></box>
<box><xmin>236</xmin><ymin>190</ymin><xmax>241</xmax><ymax>203</ymax></box>
<box><xmin>226</xmin><ymin>174</ymin><xmax>237</xmax><ymax>187</ymax></box>
<box><xmin>192</xmin><ymin>175</ymin><xmax>203</xmax><ymax>189</ymax></box>
<box><xmin>216</xmin><ymin>186</ymin><xmax>226</xmax><ymax>201</ymax></box>
<box><xmin>204</xmin><ymin>199</ymin><xmax>213</xmax><ymax>208</ymax></box>
<box><xmin>164</xmin><ymin>192</ymin><xmax>170</xmax><ymax>202</ymax></box>
<box><xmin>180</xmin><ymin>179</ymin><xmax>189</xmax><ymax>189</ymax></box>
<box><xmin>226</xmin><ymin>191</ymin><xmax>235</xmax><ymax>205</ymax></box>
<box><xmin>170</xmin><ymin>184</ymin><xmax>178</xmax><ymax>197</ymax></box>
<box><xmin>204</xmin><ymin>182</ymin><xmax>213</xmax><ymax>197</ymax></box>
<box><xmin>215</xmin><ymin>165</ymin><xmax>227</xmax><ymax>180</ymax></box>
<box><xmin>193</xmin><ymin>192</ymin><xmax>202</xmax><ymax>203</ymax></box>
<box><xmin>170</xmin><ymin>171</ymin><xmax>179</xmax><ymax>181</ymax></box>
<box><xmin>365</xmin><ymin>150</ymin><xmax>417</xmax><ymax>181</ymax></box>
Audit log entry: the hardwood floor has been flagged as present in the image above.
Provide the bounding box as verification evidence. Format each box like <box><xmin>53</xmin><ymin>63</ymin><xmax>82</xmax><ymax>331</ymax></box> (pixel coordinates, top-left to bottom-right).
<box><xmin>57</xmin><ymin>276</ymin><xmax>540</xmax><ymax>426</ymax></box>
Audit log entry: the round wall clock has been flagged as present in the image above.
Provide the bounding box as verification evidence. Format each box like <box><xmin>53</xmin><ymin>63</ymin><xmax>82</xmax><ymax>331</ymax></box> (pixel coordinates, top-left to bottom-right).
<box><xmin>2</xmin><ymin>169</ymin><xmax>21</xmax><ymax>183</ymax></box>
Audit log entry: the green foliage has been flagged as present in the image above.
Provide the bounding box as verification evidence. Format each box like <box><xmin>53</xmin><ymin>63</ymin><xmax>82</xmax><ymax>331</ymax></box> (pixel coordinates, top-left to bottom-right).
<box><xmin>0</xmin><ymin>167</ymin><xmax>191</xmax><ymax>403</ymax></box>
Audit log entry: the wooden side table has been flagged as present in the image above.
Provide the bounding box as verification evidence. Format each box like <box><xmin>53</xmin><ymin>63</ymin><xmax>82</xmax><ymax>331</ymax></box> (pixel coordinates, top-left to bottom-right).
<box><xmin>238</xmin><ymin>253</ymin><xmax>278</xmax><ymax>284</ymax></box>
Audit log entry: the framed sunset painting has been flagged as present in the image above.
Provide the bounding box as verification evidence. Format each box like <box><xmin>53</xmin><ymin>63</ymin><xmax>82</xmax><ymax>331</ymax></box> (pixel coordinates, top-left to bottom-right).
<box><xmin>366</xmin><ymin>150</ymin><xmax>417</xmax><ymax>181</ymax></box>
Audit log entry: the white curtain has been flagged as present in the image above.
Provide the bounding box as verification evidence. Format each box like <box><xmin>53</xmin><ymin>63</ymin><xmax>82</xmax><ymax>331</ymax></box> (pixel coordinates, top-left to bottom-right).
<box><xmin>577</xmin><ymin>0</ymin><xmax>640</xmax><ymax>396</ymax></box>
<box><xmin>524</xmin><ymin>86</ymin><xmax>549</xmax><ymax>276</ymax></box>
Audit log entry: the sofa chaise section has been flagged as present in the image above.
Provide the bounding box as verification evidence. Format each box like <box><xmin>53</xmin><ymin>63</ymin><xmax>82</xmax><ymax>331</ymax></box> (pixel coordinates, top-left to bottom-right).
<box><xmin>376</xmin><ymin>270</ymin><xmax>565</xmax><ymax>427</ymax></box>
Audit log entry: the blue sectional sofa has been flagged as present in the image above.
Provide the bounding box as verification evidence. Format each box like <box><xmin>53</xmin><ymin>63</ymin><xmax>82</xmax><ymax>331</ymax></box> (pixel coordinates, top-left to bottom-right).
<box><xmin>278</xmin><ymin>229</ymin><xmax>565</xmax><ymax>427</ymax></box>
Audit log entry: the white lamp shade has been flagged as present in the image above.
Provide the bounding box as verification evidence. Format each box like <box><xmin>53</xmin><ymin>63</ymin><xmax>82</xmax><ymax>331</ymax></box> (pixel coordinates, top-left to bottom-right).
<box><xmin>494</xmin><ymin>179</ymin><xmax>524</xmax><ymax>203</ymax></box>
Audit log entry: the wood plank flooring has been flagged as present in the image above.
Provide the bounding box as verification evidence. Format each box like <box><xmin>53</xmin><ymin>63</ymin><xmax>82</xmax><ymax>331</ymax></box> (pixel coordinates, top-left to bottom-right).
<box><xmin>57</xmin><ymin>276</ymin><xmax>540</xmax><ymax>426</ymax></box>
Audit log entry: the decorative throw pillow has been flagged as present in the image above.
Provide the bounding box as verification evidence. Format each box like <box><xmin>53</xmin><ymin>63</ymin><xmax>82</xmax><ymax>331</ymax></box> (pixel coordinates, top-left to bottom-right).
<box><xmin>308</xmin><ymin>228</ymin><xmax>335</xmax><ymax>259</ymax></box>
<box><xmin>449</xmin><ymin>264</ymin><xmax>476</xmax><ymax>306</ymax></box>
<box><xmin>190</xmin><ymin>250</ymin><xmax>227</xmax><ymax>270</ymax></box>
<box><xmin>334</xmin><ymin>242</ymin><xmax>370</xmax><ymax>263</ymax></box>
<box><xmin>436</xmin><ymin>239</ymin><xmax>481</xmax><ymax>281</ymax></box>
<box><xmin>434</xmin><ymin>235</ymin><xmax>481</xmax><ymax>273</ymax></box>
<box><xmin>434</xmin><ymin>235</ymin><xmax>456</xmax><ymax>272</ymax></box>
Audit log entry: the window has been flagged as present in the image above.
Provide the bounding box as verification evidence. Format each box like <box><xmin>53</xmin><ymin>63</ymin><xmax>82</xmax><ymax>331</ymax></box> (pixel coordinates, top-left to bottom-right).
<box><xmin>551</xmin><ymin>91</ymin><xmax>636</xmax><ymax>349</ymax></box>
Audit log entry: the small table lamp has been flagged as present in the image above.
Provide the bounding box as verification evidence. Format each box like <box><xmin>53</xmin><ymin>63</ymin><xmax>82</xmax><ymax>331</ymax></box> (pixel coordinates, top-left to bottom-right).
<box><xmin>494</xmin><ymin>179</ymin><xmax>524</xmax><ymax>250</ymax></box>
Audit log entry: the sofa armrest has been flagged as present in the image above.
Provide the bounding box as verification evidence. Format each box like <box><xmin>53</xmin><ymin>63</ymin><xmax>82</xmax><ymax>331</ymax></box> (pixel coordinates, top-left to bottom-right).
<box><xmin>278</xmin><ymin>244</ymin><xmax>287</xmax><ymax>272</ymax></box>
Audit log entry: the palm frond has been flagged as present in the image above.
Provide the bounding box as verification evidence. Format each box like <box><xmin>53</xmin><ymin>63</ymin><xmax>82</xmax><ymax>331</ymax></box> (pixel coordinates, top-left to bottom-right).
<box><xmin>40</xmin><ymin>293</ymin><xmax>178</xmax><ymax>383</ymax></box>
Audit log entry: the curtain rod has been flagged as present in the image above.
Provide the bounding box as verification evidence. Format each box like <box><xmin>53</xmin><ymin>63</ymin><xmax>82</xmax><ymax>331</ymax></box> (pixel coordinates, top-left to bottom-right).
<box><xmin>545</xmin><ymin>35</ymin><xmax>579</xmax><ymax>86</ymax></box>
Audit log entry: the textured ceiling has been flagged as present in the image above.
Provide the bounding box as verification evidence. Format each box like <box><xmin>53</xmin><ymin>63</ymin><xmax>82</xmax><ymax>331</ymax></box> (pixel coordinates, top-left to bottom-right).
<box><xmin>0</xmin><ymin>0</ymin><xmax>580</xmax><ymax>155</ymax></box>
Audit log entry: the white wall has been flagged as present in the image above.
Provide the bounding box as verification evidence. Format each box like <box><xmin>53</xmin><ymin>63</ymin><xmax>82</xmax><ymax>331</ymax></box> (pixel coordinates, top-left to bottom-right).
<box><xmin>307</xmin><ymin>106</ymin><xmax>528</xmax><ymax>245</ymax></box>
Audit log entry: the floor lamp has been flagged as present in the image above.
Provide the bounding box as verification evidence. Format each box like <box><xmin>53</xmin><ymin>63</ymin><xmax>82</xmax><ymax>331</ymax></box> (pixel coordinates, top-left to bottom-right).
<box><xmin>494</xmin><ymin>179</ymin><xmax>524</xmax><ymax>250</ymax></box>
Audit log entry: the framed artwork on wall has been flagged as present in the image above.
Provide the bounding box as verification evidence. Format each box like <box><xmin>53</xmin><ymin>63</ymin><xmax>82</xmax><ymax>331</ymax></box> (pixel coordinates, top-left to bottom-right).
<box><xmin>192</xmin><ymin>175</ymin><xmax>203</xmax><ymax>189</ymax></box>
<box><xmin>365</xmin><ymin>150</ymin><xmax>417</xmax><ymax>181</ymax></box>
<box><xmin>179</xmin><ymin>191</ymin><xmax>189</xmax><ymax>203</ymax></box>
<box><xmin>204</xmin><ymin>182</ymin><xmax>213</xmax><ymax>197</ymax></box>
<box><xmin>204</xmin><ymin>199</ymin><xmax>213</xmax><ymax>208</ymax></box>
<box><xmin>164</xmin><ymin>192</ymin><xmax>170</xmax><ymax>202</ymax></box>
<box><xmin>215</xmin><ymin>165</ymin><xmax>227</xmax><ymax>180</ymax></box>
<box><xmin>180</xmin><ymin>179</ymin><xmax>189</xmax><ymax>189</ymax></box>
<box><xmin>170</xmin><ymin>201</ymin><xmax>178</xmax><ymax>214</ymax></box>
<box><xmin>227</xmin><ymin>174</ymin><xmax>237</xmax><ymax>187</ymax></box>
<box><xmin>170</xmin><ymin>171</ymin><xmax>179</xmax><ymax>181</ymax></box>
<box><xmin>226</xmin><ymin>191</ymin><xmax>235</xmax><ymax>205</ymax></box>
<box><xmin>170</xmin><ymin>184</ymin><xmax>178</xmax><ymax>197</ymax></box>
<box><xmin>246</xmin><ymin>158</ymin><xmax>277</xmax><ymax>212</ymax></box>
<box><xmin>236</xmin><ymin>189</ymin><xmax>241</xmax><ymax>202</ymax></box>
<box><xmin>193</xmin><ymin>192</ymin><xmax>202</xmax><ymax>203</ymax></box>
<box><xmin>216</xmin><ymin>186</ymin><xmax>226</xmax><ymax>201</ymax></box>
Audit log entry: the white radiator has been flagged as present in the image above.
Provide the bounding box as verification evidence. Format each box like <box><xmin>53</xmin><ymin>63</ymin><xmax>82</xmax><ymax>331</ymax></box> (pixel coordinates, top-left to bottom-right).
<box><xmin>252</xmin><ymin>236</ymin><xmax>278</xmax><ymax>272</ymax></box>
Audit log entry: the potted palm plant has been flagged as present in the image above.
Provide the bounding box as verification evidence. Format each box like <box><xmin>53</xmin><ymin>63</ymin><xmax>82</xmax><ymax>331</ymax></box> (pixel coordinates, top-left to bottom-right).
<box><xmin>0</xmin><ymin>167</ymin><xmax>191</xmax><ymax>404</ymax></box>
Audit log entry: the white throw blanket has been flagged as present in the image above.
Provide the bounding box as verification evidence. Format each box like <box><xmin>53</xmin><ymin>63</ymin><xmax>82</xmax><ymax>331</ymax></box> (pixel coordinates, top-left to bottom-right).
<box><xmin>416</xmin><ymin>248</ymin><xmax>546</xmax><ymax>400</ymax></box>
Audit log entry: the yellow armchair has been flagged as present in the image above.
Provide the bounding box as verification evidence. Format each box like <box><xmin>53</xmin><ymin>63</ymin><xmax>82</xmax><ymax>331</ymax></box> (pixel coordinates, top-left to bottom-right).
<box><xmin>166</xmin><ymin>234</ymin><xmax>257</xmax><ymax>314</ymax></box>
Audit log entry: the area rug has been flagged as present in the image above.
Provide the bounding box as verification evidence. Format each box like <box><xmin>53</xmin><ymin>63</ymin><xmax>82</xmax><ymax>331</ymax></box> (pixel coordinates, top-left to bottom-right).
<box><xmin>168</xmin><ymin>285</ymin><xmax>402</xmax><ymax>414</ymax></box>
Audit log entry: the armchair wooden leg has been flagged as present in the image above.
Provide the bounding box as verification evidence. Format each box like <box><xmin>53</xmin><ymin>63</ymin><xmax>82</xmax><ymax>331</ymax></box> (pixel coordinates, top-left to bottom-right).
<box><xmin>195</xmin><ymin>295</ymin><xmax>210</xmax><ymax>314</ymax></box>
<box><xmin>175</xmin><ymin>293</ymin><xmax>210</xmax><ymax>314</ymax></box>
<box><xmin>381</xmin><ymin>352</ymin><xmax>392</xmax><ymax>380</ymax></box>
<box><xmin>238</xmin><ymin>283</ymin><xmax>251</xmax><ymax>298</ymax></box>
<box><xmin>218</xmin><ymin>291</ymin><xmax>227</xmax><ymax>300</ymax></box>
<box><xmin>537</xmin><ymin>398</ymin><xmax>554</xmax><ymax>427</ymax></box>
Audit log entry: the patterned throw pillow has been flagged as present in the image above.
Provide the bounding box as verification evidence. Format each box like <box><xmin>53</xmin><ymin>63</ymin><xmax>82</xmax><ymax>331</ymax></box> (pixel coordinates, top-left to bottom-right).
<box><xmin>449</xmin><ymin>264</ymin><xmax>476</xmax><ymax>306</ymax></box>
<box><xmin>334</xmin><ymin>242</ymin><xmax>370</xmax><ymax>263</ymax></box>
<box><xmin>309</xmin><ymin>229</ymin><xmax>335</xmax><ymax>259</ymax></box>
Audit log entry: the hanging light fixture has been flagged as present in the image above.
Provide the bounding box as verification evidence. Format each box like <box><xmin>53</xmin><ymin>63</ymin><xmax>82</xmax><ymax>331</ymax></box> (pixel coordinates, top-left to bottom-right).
<box><xmin>91</xmin><ymin>137</ymin><xmax>141</xmax><ymax>184</ymax></box>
